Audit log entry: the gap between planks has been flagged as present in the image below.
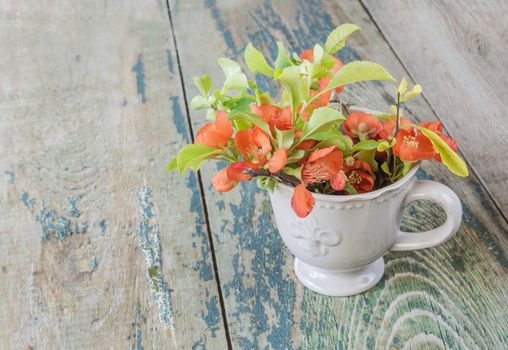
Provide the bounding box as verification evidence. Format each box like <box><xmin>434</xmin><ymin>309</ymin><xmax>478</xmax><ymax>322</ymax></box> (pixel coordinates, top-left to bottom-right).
<box><xmin>358</xmin><ymin>0</ymin><xmax>508</xmax><ymax>227</ymax></box>
<box><xmin>164</xmin><ymin>0</ymin><xmax>234</xmax><ymax>348</ymax></box>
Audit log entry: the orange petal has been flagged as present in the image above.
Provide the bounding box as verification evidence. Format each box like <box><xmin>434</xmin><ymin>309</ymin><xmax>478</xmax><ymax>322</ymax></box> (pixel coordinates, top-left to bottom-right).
<box><xmin>307</xmin><ymin>146</ymin><xmax>337</xmax><ymax>163</ymax></box>
<box><xmin>331</xmin><ymin>171</ymin><xmax>346</xmax><ymax>191</ymax></box>
<box><xmin>299</xmin><ymin>49</ymin><xmax>314</xmax><ymax>61</ymax></box>
<box><xmin>215</xmin><ymin>110</ymin><xmax>233</xmax><ymax>140</ymax></box>
<box><xmin>212</xmin><ymin>168</ymin><xmax>236</xmax><ymax>192</ymax></box>
<box><xmin>291</xmin><ymin>184</ymin><xmax>315</xmax><ymax>218</ymax></box>
<box><xmin>251</xmin><ymin>127</ymin><xmax>272</xmax><ymax>154</ymax></box>
<box><xmin>196</xmin><ymin>128</ymin><xmax>226</xmax><ymax>148</ymax></box>
<box><xmin>267</xmin><ymin>148</ymin><xmax>287</xmax><ymax>173</ymax></box>
<box><xmin>234</xmin><ymin>130</ymin><xmax>253</xmax><ymax>159</ymax></box>
<box><xmin>251</xmin><ymin>104</ymin><xmax>281</xmax><ymax>124</ymax></box>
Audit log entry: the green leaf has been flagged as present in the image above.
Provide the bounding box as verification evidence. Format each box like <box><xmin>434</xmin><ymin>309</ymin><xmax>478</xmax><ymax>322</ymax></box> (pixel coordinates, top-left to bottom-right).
<box><xmin>415</xmin><ymin>126</ymin><xmax>469</xmax><ymax>177</ymax></box>
<box><xmin>402</xmin><ymin>84</ymin><xmax>422</xmax><ymax>102</ymax></box>
<box><xmin>255</xmin><ymin>89</ymin><xmax>274</xmax><ymax>105</ymax></box>
<box><xmin>298</xmin><ymin>107</ymin><xmax>345</xmax><ymax>143</ymax></box>
<box><xmin>308</xmin><ymin>128</ymin><xmax>342</xmax><ymax>141</ymax></box>
<box><xmin>381</xmin><ymin>161</ymin><xmax>391</xmax><ymax>175</ymax></box>
<box><xmin>274</xmin><ymin>127</ymin><xmax>295</xmax><ymax>149</ymax></box>
<box><xmin>193</xmin><ymin>75</ymin><xmax>212</xmax><ymax>96</ymax></box>
<box><xmin>167</xmin><ymin>157</ymin><xmax>177</xmax><ymax>172</ymax></box>
<box><xmin>176</xmin><ymin>144</ymin><xmax>222</xmax><ymax>174</ymax></box>
<box><xmin>356</xmin><ymin>149</ymin><xmax>378</xmax><ymax>171</ymax></box>
<box><xmin>277</xmin><ymin>65</ymin><xmax>304</xmax><ymax>116</ymax></box>
<box><xmin>286</xmin><ymin>150</ymin><xmax>306</xmax><ymax>164</ymax></box>
<box><xmin>315</xmin><ymin>135</ymin><xmax>353</xmax><ymax>155</ymax></box>
<box><xmin>257</xmin><ymin>176</ymin><xmax>278</xmax><ymax>193</ymax></box>
<box><xmin>373</xmin><ymin>113</ymin><xmax>392</xmax><ymax>121</ymax></box>
<box><xmin>377</xmin><ymin>139</ymin><xmax>395</xmax><ymax>152</ymax></box>
<box><xmin>218</xmin><ymin>58</ymin><xmax>249</xmax><ymax>90</ymax></box>
<box><xmin>397</xmin><ymin>78</ymin><xmax>408</xmax><ymax>95</ymax></box>
<box><xmin>274</xmin><ymin>41</ymin><xmax>292</xmax><ymax>70</ymax></box>
<box><xmin>344</xmin><ymin>183</ymin><xmax>358</xmax><ymax>195</ymax></box>
<box><xmin>222</xmin><ymin>96</ymin><xmax>255</xmax><ymax>111</ymax></box>
<box><xmin>245</xmin><ymin>43</ymin><xmax>274</xmax><ymax>76</ymax></box>
<box><xmin>282</xmin><ymin>166</ymin><xmax>302</xmax><ymax>180</ymax></box>
<box><xmin>322</xmin><ymin>61</ymin><xmax>396</xmax><ymax>96</ymax></box>
<box><xmin>402</xmin><ymin>161</ymin><xmax>414</xmax><ymax>176</ymax></box>
<box><xmin>324</xmin><ymin>23</ymin><xmax>361</xmax><ymax>54</ymax></box>
<box><xmin>229</xmin><ymin>112</ymin><xmax>273</xmax><ymax>138</ymax></box>
<box><xmin>190</xmin><ymin>95</ymin><xmax>210</xmax><ymax>110</ymax></box>
<box><xmin>352</xmin><ymin>140</ymin><xmax>378</xmax><ymax>151</ymax></box>
<box><xmin>313</xmin><ymin>44</ymin><xmax>324</xmax><ymax>64</ymax></box>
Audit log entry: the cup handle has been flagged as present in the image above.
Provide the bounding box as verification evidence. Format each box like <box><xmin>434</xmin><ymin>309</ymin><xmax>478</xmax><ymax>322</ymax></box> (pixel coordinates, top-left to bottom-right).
<box><xmin>391</xmin><ymin>180</ymin><xmax>462</xmax><ymax>251</ymax></box>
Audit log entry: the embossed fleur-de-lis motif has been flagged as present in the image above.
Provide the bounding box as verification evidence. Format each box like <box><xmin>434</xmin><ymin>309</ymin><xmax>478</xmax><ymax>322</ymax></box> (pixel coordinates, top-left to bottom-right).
<box><xmin>288</xmin><ymin>216</ymin><xmax>342</xmax><ymax>257</ymax></box>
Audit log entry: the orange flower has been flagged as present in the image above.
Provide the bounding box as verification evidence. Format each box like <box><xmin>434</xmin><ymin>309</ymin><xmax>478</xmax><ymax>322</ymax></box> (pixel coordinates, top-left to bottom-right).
<box><xmin>419</xmin><ymin>121</ymin><xmax>459</xmax><ymax>162</ymax></box>
<box><xmin>234</xmin><ymin>126</ymin><xmax>287</xmax><ymax>175</ymax></box>
<box><xmin>212</xmin><ymin>167</ymin><xmax>237</xmax><ymax>192</ymax></box>
<box><xmin>251</xmin><ymin>104</ymin><xmax>293</xmax><ymax>131</ymax></box>
<box><xmin>378</xmin><ymin>116</ymin><xmax>412</xmax><ymax>140</ymax></box>
<box><xmin>393</xmin><ymin>127</ymin><xmax>435</xmax><ymax>161</ymax></box>
<box><xmin>291</xmin><ymin>183</ymin><xmax>315</xmax><ymax>218</ymax></box>
<box><xmin>345</xmin><ymin>160</ymin><xmax>374</xmax><ymax>193</ymax></box>
<box><xmin>234</xmin><ymin>126</ymin><xmax>272</xmax><ymax>163</ymax></box>
<box><xmin>343</xmin><ymin>111</ymin><xmax>382</xmax><ymax>140</ymax></box>
<box><xmin>195</xmin><ymin>110</ymin><xmax>233</xmax><ymax>148</ymax></box>
<box><xmin>301</xmin><ymin>146</ymin><xmax>343</xmax><ymax>185</ymax></box>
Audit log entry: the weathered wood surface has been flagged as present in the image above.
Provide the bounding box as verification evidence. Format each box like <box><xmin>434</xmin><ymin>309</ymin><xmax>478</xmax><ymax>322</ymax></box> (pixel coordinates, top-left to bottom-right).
<box><xmin>170</xmin><ymin>0</ymin><xmax>508</xmax><ymax>349</ymax></box>
<box><xmin>0</xmin><ymin>1</ymin><xmax>227</xmax><ymax>349</ymax></box>
<box><xmin>1</xmin><ymin>0</ymin><xmax>508</xmax><ymax>349</ymax></box>
<box><xmin>362</xmin><ymin>0</ymin><xmax>508</xmax><ymax>218</ymax></box>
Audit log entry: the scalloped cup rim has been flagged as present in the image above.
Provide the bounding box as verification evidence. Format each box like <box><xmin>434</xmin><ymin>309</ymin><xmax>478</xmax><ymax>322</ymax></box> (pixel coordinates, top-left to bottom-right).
<box><xmin>276</xmin><ymin>162</ymin><xmax>420</xmax><ymax>203</ymax></box>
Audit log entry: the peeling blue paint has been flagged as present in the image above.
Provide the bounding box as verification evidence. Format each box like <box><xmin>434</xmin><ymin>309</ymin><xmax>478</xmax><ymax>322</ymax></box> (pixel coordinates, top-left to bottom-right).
<box><xmin>4</xmin><ymin>170</ymin><xmax>14</xmax><ymax>184</ymax></box>
<box><xmin>135</xmin><ymin>303</ymin><xmax>144</xmax><ymax>350</ymax></box>
<box><xmin>137</xmin><ymin>187</ymin><xmax>174</xmax><ymax>328</ymax></box>
<box><xmin>170</xmin><ymin>96</ymin><xmax>190</xmax><ymax>144</ymax></box>
<box><xmin>132</xmin><ymin>55</ymin><xmax>147</xmax><ymax>103</ymax></box>
<box><xmin>21</xmin><ymin>192</ymin><xmax>36</xmax><ymax>209</ymax></box>
<box><xmin>191</xmin><ymin>339</ymin><xmax>205</xmax><ymax>350</ymax></box>
<box><xmin>166</xmin><ymin>49</ymin><xmax>174</xmax><ymax>73</ymax></box>
<box><xmin>90</xmin><ymin>256</ymin><xmax>97</xmax><ymax>271</ymax></box>
<box><xmin>205</xmin><ymin>0</ymin><xmax>239</xmax><ymax>56</ymax></box>
<box><xmin>99</xmin><ymin>219</ymin><xmax>107</xmax><ymax>234</ymax></box>
<box><xmin>66</xmin><ymin>195</ymin><xmax>83</xmax><ymax>218</ymax></box>
<box><xmin>203</xmin><ymin>295</ymin><xmax>220</xmax><ymax>337</ymax></box>
<box><xmin>20</xmin><ymin>191</ymin><xmax>88</xmax><ymax>240</ymax></box>
<box><xmin>38</xmin><ymin>208</ymin><xmax>72</xmax><ymax>241</ymax></box>
<box><xmin>187</xmin><ymin>173</ymin><xmax>213</xmax><ymax>282</ymax></box>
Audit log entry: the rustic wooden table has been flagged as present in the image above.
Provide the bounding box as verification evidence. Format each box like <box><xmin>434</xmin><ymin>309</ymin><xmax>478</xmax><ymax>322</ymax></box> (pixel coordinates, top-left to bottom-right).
<box><xmin>1</xmin><ymin>1</ymin><xmax>507</xmax><ymax>349</ymax></box>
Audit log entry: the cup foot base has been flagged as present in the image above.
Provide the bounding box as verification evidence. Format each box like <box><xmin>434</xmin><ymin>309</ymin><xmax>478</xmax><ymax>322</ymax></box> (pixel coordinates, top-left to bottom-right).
<box><xmin>294</xmin><ymin>257</ymin><xmax>384</xmax><ymax>297</ymax></box>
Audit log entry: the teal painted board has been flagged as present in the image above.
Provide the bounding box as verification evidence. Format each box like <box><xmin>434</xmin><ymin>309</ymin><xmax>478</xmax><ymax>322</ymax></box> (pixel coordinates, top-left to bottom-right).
<box><xmin>0</xmin><ymin>0</ymin><xmax>226</xmax><ymax>348</ymax></box>
<box><xmin>169</xmin><ymin>0</ymin><xmax>508</xmax><ymax>348</ymax></box>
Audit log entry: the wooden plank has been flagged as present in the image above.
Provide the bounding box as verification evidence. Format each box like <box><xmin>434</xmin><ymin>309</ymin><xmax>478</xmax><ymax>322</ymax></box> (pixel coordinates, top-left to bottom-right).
<box><xmin>0</xmin><ymin>1</ymin><xmax>227</xmax><ymax>348</ymax></box>
<box><xmin>169</xmin><ymin>0</ymin><xmax>508</xmax><ymax>348</ymax></box>
<box><xmin>362</xmin><ymin>0</ymin><xmax>508</xmax><ymax>217</ymax></box>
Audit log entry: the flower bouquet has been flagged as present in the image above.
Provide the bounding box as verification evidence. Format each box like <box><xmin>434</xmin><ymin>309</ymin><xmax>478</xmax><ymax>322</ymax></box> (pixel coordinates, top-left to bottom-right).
<box><xmin>168</xmin><ymin>24</ymin><xmax>468</xmax><ymax>296</ymax></box>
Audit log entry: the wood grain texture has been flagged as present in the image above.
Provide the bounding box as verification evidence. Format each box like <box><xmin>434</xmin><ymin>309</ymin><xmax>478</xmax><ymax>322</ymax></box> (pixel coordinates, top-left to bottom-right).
<box><xmin>169</xmin><ymin>0</ymin><xmax>508</xmax><ymax>348</ymax></box>
<box><xmin>361</xmin><ymin>0</ymin><xmax>508</xmax><ymax>217</ymax></box>
<box><xmin>0</xmin><ymin>1</ymin><xmax>227</xmax><ymax>349</ymax></box>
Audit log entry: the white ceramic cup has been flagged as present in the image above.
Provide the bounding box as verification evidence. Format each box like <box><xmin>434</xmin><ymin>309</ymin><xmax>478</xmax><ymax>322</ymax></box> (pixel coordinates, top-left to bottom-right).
<box><xmin>269</xmin><ymin>164</ymin><xmax>462</xmax><ymax>296</ymax></box>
